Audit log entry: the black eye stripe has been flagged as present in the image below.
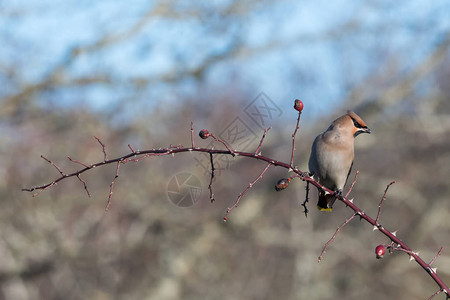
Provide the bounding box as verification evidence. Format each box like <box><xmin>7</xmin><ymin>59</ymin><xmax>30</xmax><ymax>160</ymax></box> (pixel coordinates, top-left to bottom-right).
<box><xmin>352</xmin><ymin>118</ymin><xmax>364</xmax><ymax>128</ymax></box>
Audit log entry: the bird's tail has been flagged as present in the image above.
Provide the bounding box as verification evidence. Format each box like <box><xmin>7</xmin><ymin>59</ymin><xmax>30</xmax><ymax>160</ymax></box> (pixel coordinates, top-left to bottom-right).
<box><xmin>317</xmin><ymin>191</ymin><xmax>336</xmax><ymax>212</ymax></box>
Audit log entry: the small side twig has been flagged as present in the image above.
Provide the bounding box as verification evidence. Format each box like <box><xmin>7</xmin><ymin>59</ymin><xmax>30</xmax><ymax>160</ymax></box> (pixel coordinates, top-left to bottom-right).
<box><xmin>345</xmin><ymin>170</ymin><xmax>359</xmax><ymax>198</ymax></box>
<box><xmin>128</xmin><ymin>144</ymin><xmax>136</xmax><ymax>153</ymax></box>
<box><xmin>375</xmin><ymin>181</ymin><xmax>396</xmax><ymax>225</ymax></box>
<box><xmin>31</xmin><ymin>182</ymin><xmax>56</xmax><ymax>197</ymax></box>
<box><xmin>254</xmin><ymin>127</ymin><xmax>271</xmax><ymax>155</ymax></box>
<box><xmin>67</xmin><ymin>156</ymin><xmax>91</xmax><ymax>168</ymax></box>
<box><xmin>427</xmin><ymin>288</ymin><xmax>443</xmax><ymax>300</ymax></box>
<box><xmin>41</xmin><ymin>155</ymin><xmax>65</xmax><ymax>176</ymax></box>
<box><xmin>302</xmin><ymin>181</ymin><xmax>310</xmax><ymax>217</ymax></box>
<box><xmin>290</xmin><ymin>111</ymin><xmax>302</xmax><ymax>168</ymax></box>
<box><xmin>209</xmin><ymin>133</ymin><xmax>235</xmax><ymax>157</ymax></box>
<box><xmin>430</xmin><ymin>247</ymin><xmax>444</xmax><ymax>266</ymax></box>
<box><xmin>94</xmin><ymin>136</ymin><xmax>108</xmax><ymax>161</ymax></box>
<box><xmin>318</xmin><ymin>213</ymin><xmax>357</xmax><ymax>262</ymax></box>
<box><xmin>208</xmin><ymin>153</ymin><xmax>215</xmax><ymax>203</ymax></box>
<box><xmin>191</xmin><ymin>121</ymin><xmax>195</xmax><ymax>148</ymax></box>
<box><xmin>224</xmin><ymin>163</ymin><xmax>271</xmax><ymax>221</ymax></box>
<box><xmin>105</xmin><ymin>161</ymin><xmax>121</xmax><ymax>211</ymax></box>
<box><xmin>76</xmin><ymin>174</ymin><xmax>91</xmax><ymax>197</ymax></box>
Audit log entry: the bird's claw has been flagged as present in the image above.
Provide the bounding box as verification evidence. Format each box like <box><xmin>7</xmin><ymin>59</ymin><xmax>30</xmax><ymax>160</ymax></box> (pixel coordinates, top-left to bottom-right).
<box><xmin>334</xmin><ymin>189</ymin><xmax>343</xmax><ymax>200</ymax></box>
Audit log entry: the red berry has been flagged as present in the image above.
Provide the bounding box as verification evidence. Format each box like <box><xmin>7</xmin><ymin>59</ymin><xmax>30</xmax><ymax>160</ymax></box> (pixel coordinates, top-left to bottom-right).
<box><xmin>375</xmin><ymin>245</ymin><xmax>386</xmax><ymax>259</ymax></box>
<box><xmin>294</xmin><ymin>99</ymin><xmax>304</xmax><ymax>112</ymax></box>
<box><xmin>223</xmin><ymin>217</ymin><xmax>227</xmax><ymax>222</ymax></box>
<box><xmin>275</xmin><ymin>178</ymin><xmax>290</xmax><ymax>191</ymax></box>
<box><xmin>199</xmin><ymin>129</ymin><xmax>210</xmax><ymax>139</ymax></box>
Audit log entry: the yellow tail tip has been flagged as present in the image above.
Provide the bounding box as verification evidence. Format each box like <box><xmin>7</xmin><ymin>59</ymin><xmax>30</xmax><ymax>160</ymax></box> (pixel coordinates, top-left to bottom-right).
<box><xmin>317</xmin><ymin>206</ymin><xmax>332</xmax><ymax>212</ymax></box>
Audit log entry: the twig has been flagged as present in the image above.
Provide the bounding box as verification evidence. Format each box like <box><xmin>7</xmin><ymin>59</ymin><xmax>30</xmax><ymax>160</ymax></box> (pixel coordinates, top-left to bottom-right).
<box><xmin>224</xmin><ymin>163</ymin><xmax>271</xmax><ymax>221</ymax></box>
<box><xmin>208</xmin><ymin>153</ymin><xmax>215</xmax><ymax>203</ymax></box>
<box><xmin>41</xmin><ymin>155</ymin><xmax>65</xmax><ymax>176</ymax></box>
<box><xmin>94</xmin><ymin>136</ymin><xmax>108</xmax><ymax>161</ymax></box>
<box><xmin>430</xmin><ymin>247</ymin><xmax>444</xmax><ymax>266</ymax></box>
<box><xmin>128</xmin><ymin>144</ymin><xmax>136</xmax><ymax>153</ymax></box>
<box><xmin>67</xmin><ymin>156</ymin><xmax>91</xmax><ymax>168</ymax></box>
<box><xmin>318</xmin><ymin>213</ymin><xmax>357</xmax><ymax>262</ymax></box>
<box><xmin>427</xmin><ymin>288</ymin><xmax>443</xmax><ymax>300</ymax></box>
<box><xmin>302</xmin><ymin>181</ymin><xmax>310</xmax><ymax>217</ymax></box>
<box><xmin>191</xmin><ymin>121</ymin><xmax>195</xmax><ymax>148</ymax></box>
<box><xmin>254</xmin><ymin>127</ymin><xmax>271</xmax><ymax>155</ymax></box>
<box><xmin>290</xmin><ymin>111</ymin><xmax>302</xmax><ymax>168</ymax></box>
<box><xmin>345</xmin><ymin>170</ymin><xmax>359</xmax><ymax>198</ymax></box>
<box><xmin>209</xmin><ymin>133</ymin><xmax>235</xmax><ymax>157</ymax></box>
<box><xmin>31</xmin><ymin>182</ymin><xmax>56</xmax><ymax>197</ymax></box>
<box><xmin>76</xmin><ymin>174</ymin><xmax>91</xmax><ymax>197</ymax></box>
<box><xmin>105</xmin><ymin>161</ymin><xmax>121</xmax><ymax>211</ymax></box>
<box><xmin>375</xmin><ymin>181</ymin><xmax>396</xmax><ymax>225</ymax></box>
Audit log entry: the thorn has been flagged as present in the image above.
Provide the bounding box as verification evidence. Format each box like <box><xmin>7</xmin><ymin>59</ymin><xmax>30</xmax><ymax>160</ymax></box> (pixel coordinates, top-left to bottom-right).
<box><xmin>431</xmin><ymin>267</ymin><xmax>437</xmax><ymax>273</ymax></box>
<box><xmin>171</xmin><ymin>153</ymin><xmax>174</xmax><ymax>157</ymax></box>
<box><xmin>288</xmin><ymin>168</ymin><xmax>293</xmax><ymax>172</ymax></box>
<box><xmin>349</xmin><ymin>198</ymin><xmax>354</xmax><ymax>203</ymax></box>
<box><xmin>373</xmin><ymin>226</ymin><xmax>378</xmax><ymax>231</ymax></box>
<box><xmin>409</xmin><ymin>255</ymin><xmax>415</xmax><ymax>262</ymax></box>
<box><xmin>392</xmin><ymin>231</ymin><xmax>397</xmax><ymax>236</ymax></box>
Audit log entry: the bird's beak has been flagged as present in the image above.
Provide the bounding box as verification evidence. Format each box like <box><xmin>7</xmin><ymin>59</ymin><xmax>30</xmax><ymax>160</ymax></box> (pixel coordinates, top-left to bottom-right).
<box><xmin>354</xmin><ymin>127</ymin><xmax>371</xmax><ymax>137</ymax></box>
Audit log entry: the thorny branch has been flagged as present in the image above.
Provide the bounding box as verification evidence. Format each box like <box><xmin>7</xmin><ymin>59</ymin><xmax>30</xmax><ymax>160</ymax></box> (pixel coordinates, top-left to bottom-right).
<box><xmin>208</xmin><ymin>153</ymin><xmax>215</xmax><ymax>203</ymax></box>
<box><xmin>23</xmin><ymin>117</ymin><xmax>449</xmax><ymax>298</ymax></box>
<box><xmin>224</xmin><ymin>163</ymin><xmax>271</xmax><ymax>222</ymax></box>
<box><xmin>290</xmin><ymin>111</ymin><xmax>302</xmax><ymax>168</ymax></box>
<box><xmin>255</xmin><ymin>127</ymin><xmax>271</xmax><ymax>155</ymax></box>
<box><xmin>345</xmin><ymin>170</ymin><xmax>359</xmax><ymax>198</ymax></box>
<box><xmin>375</xmin><ymin>180</ymin><xmax>396</xmax><ymax>225</ymax></box>
<box><xmin>301</xmin><ymin>182</ymin><xmax>310</xmax><ymax>217</ymax></box>
<box><xmin>94</xmin><ymin>136</ymin><xmax>108</xmax><ymax>161</ymax></box>
<box><xmin>318</xmin><ymin>213</ymin><xmax>357</xmax><ymax>262</ymax></box>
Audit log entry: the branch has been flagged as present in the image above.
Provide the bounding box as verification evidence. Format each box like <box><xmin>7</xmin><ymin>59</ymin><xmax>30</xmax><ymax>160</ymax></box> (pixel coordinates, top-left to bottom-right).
<box><xmin>208</xmin><ymin>153</ymin><xmax>215</xmax><ymax>203</ymax></box>
<box><xmin>290</xmin><ymin>110</ymin><xmax>302</xmax><ymax>168</ymax></box>
<box><xmin>94</xmin><ymin>136</ymin><xmax>108</xmax><ymax>161</ymax></box>
<box><xmin>105</xmin><ymin>161</ymin><xmax>121</xmax><ymax>211</ymax></box>
<box><xmin>375</xmin><ymin>180</ymin><xmax>397</xmax><ymax>225</ymax></box>
<box><xmin>345</xmin><ymin>170</ymin><xmax>359</xmax><ymax>198</ymax></box>
<box><xmin>254</xmin><ymin>127</ymin><xmax>271</xmax><ymax>155</ymax></box>
<box><xmin>224</xmin><ymin>163</ymin><xmax>271</xmax><ymax>222</ymax></box>
<box><xmin>190</xmin><ymin>121</ymin><xmax>195</xmax><ymax>149</ymax></box>
<box><xmin>23</xmin><ymin>118</ymin><xmax>449</xmax><ymax>297</ymax></box>
<box><xmin>318</xmin><ymin>213</ymin><xmax>357</xmax><ymax>262</ymax></box>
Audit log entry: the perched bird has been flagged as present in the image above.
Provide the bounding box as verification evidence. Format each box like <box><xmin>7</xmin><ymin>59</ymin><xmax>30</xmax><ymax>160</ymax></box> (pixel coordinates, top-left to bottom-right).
<box><xmin>308</xmin><ymin>110</ymin><xmax>371</xmax><ymax>211</ymax></box>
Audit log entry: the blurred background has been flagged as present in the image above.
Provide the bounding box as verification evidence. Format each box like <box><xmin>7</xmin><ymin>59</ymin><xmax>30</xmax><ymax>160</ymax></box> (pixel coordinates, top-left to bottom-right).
<box><xmin>1</xmin><ymin>0</ymin><xmax>450</xmax><ymax>299</ymax></box>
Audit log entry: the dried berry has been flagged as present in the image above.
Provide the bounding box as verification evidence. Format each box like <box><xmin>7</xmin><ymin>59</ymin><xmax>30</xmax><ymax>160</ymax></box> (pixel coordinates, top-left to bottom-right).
<box><xmin>294</xmin><ymin>99</ymin><xmax>304</xmax><ymax>112</ymax></box>
<box><xmin>375</xmin><ymin>244</ymin><xmax>386</xmax><ymax>259</ymax></box>
<box><xmin>275</xmin><ymin>178</ymin><xmax>291</xmax><ymax>191</ymax></box>
<box><xmin>199</xmin><ymin>129</ymin><xmax>210</xmax><ymax>139</ymax></box>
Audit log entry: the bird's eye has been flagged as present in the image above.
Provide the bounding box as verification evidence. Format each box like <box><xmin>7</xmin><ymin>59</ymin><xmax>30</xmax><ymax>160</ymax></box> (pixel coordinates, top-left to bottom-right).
<box><xmin>353</xmin><ymin>119</ymin><xmax>363</xmax><ymax>128</ymax></box>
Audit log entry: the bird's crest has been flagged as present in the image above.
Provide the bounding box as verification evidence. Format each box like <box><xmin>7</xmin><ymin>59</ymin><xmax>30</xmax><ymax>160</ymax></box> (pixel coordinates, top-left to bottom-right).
<box><xmin>347</xmin><ymin>110</ymin><xmax>368</xmax><ymax>128</ymax></box>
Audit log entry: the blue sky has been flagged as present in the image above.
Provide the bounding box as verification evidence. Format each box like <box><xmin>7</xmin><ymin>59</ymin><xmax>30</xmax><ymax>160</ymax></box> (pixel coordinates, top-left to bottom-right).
<box><xmin>0</xmin><ymin>0</ymin><xmax>449</xmax><ymax>117</ymax></box>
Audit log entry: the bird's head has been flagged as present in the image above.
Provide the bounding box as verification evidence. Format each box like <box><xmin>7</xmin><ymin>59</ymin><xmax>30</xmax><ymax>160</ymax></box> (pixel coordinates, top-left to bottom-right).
<box><xmin>328</xmin><ymin>110</ymin><xmax>371</xmax><ymax>138</ymax></box>
<box><xmin>346</xmin><ymin>110</ymin><xmax>371</xmax><ymax>137</ymax></box>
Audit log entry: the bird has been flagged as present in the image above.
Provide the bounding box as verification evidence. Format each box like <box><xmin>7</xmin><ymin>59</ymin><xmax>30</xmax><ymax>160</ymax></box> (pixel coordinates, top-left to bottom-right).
<box><xmin>308</xmin><ymin>110</ymin><xmax>371</xmax><ymax>211</ymax></box>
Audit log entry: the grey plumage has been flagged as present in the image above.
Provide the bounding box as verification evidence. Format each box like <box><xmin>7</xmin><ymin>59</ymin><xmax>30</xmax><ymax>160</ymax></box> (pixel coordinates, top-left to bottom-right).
<box><xmin>308</xmin><ymin>111</ymin><xmax>371</xmax><ymax>211</ymax></box>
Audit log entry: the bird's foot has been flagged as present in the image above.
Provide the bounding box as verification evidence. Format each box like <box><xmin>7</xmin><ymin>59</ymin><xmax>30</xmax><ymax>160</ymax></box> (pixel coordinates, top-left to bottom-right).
<box><xmin>334</xmin><ymin>189</ymin><xmax>343</xmax><ymax>200</ymax></box>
